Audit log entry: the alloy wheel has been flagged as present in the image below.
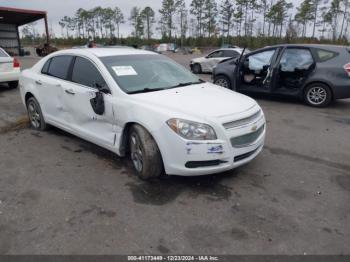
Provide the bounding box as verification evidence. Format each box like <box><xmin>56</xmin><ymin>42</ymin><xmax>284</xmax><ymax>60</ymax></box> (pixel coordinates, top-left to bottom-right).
<box><xmin>130</xmin><ymin>134</ymin><xmax>143</xmax><ymax>173</ymax></box>
<box><xmin>306</xmin><ymin>86</ymin><xmax>327</xmax><ymax>105</ymax></box>
<box><xmin>28</xmin><ymin>101</ymin><xmax>41</xmax><ymax>129</ymax></box>
<box><xmin>215</xmin><ymin>78</ymin><xmax>229</xmax><ymax>88</ymax></box>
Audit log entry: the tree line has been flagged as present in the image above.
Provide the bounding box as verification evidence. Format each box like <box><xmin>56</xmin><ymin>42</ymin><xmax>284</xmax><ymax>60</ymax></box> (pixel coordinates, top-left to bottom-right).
<box><xmin>22</xmin><ymin>0</ymin><xmax>350</xmax><ymax>48</ymax></box>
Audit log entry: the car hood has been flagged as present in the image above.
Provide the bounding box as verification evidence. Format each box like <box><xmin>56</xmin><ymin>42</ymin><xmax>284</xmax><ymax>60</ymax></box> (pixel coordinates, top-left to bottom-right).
<box><xmin>132</xmin><ymin>82</ymin><xmax>257</xmax><ymax>119</ymax></box>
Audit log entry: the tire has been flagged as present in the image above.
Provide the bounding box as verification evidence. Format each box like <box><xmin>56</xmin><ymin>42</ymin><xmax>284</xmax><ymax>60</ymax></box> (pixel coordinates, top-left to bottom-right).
<box><xmin>26</xmin><ymin>97</ymin><xmax>47</xmax><ymax>130</ymax></box>
<box><xmin>304</xmin><ymin>83</ymin><xmax>332</xmax><ymax>107</ymax></box>
<box><xmin>214</xmin><ymin>75</ymin><xmax>232</xmax><ymax>90</ymax></box>
<box><xmin>192</xmin><ymin>63</ymin><xmax>202</xmax><ymax>74</ymax></box>
<box><xmin>129</xmin><ymin>124</ymin><xmax>163</xmax><ymax>180</ymax></box>
<box><xmin>8</xmin><ymin>81</ymin><xmax>18</xmax><ymax>88</ymax></box>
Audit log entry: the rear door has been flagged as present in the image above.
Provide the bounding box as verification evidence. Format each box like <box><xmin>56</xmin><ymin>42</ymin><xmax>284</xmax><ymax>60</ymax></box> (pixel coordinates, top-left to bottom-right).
<box><xmin>62</xmin><ymin>56</ymin><xmax>116</xmax><ymax>149</ymax></box>
<box><xmin>38</xmin><ymin>55</ymin><xmax>73</xmax><ymax>126</ymax></box>
<box><xmin>274</xmin><ymin>47</ymin><xmax>315</xmax><ymax>94</ymax></box>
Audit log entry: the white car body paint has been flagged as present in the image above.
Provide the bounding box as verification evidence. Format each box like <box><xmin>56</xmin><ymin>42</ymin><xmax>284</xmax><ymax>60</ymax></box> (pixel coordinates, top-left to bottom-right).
<box><xmin>0</xmin><ymin>48</ymin><xmax>20</xmax><ymax>83</ymax></box>
<box><xmin>19</xmin><ymin>48</ymin><xmax>265</xmax><ymax>176</ymax></box>
<box><xmin>190</xmin><ymin>48</ymin><xmax>245</xmax><ymax>73</ymax></box>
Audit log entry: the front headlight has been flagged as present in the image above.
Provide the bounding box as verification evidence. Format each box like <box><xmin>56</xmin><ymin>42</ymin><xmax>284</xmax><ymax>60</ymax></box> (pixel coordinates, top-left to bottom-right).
<box><xmin>167</xmin><ymin>118</ymin><xmax>217</xmax><ymax>140</ymax></box>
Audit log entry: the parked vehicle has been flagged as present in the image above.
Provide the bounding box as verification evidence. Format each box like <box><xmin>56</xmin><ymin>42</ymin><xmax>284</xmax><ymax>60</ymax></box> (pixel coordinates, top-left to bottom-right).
<box><xmin>190</xmin><ymin>48</ymin><xmax>248</xmax><ymax>74</ymax></box>
<box><xmin>213</xmin><ymin>44</ymin><xmax>350</xmax><ymax>107</ymax></box>
<box><xmin>35</xmin><ymin>43</ymin><xmax>58</xmax><ymax>57</ymax></box>
<box><xmin>20</xmin><ymin>48</ymin><xmax>265</xmax><ymax>179</ymax></box>
<box><xmin>0</xmin><ymin>47</ymin><xmax>20</xmax><ymax>88</ymax></box>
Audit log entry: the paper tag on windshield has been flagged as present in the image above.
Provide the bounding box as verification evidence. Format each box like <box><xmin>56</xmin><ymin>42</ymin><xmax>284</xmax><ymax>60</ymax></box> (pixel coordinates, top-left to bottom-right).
<box><xmin>112</xmin><ymin>66</ymin><xmax>137</xmax><ymax>76</ymax></box>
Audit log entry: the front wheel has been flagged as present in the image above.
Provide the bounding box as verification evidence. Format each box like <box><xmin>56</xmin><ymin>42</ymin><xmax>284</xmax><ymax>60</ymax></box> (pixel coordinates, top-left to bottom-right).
<box><xmin>304</xmin><ymin>83</ymin><xmax>332</xmax><ymax>107</ymax></box>
<box><xmin>129</xmin><ymin>125</ymin><xmax>163</xmax><ymax>180</ymax></box>
<box><xmin>26</xmin><ymin>97</ymin><xmax>47</xmax><ymax>130</ymax></box>
<box><xmin>192</xmin><ymin>63</ymin><xmax>202</xmax><ymax>74</ymax></box>
<box><xmin>214</xmin><ymin>75</ymin><xmax>232</xmax><ymax>90</ymax></box>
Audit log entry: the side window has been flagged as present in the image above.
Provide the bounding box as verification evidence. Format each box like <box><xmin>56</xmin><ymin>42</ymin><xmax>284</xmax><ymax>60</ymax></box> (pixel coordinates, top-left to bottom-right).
<box><xmin>280</xmin><ymin>48</ymin><xmax>314</xmax><ymax>72</ymax></box>
<box><xmin>223</xmin><ymin>50</ymin><xmax>239</xmax><ymax>57</ymax></box>
<box><xmin>47</xmin><ymin>56</ymin><xmax>73</xmax><ymax>79</ymax></box>
<box><xmin>315</xmin><ymin>49</ymin><xmax>338</xmax><ymax>62</ymax></box>
<box><xmin>208</xmin><ymin>51</ymin><xmax>224</xmax><ymax>58</ymax></box>
<box><xmin>71</xmin><ymin>57</ymin><xmax>106</xmax><ymax>88</ymax></box>
<box><xmin>247</xmin><ymin>49</ymin><xmax>276</xmax><ymax>71</ymax></box>
<box><xmin>41</xmin><ymin>59</ymin><xmax>51</xmax><ymax>74</ymax></box>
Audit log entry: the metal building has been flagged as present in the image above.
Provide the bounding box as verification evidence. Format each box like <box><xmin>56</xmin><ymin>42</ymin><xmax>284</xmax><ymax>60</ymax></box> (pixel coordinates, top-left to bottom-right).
<box><xmin>0</xmin><ymin>6</ymin><xmax>49</xmax><ymax>55</ymax></box>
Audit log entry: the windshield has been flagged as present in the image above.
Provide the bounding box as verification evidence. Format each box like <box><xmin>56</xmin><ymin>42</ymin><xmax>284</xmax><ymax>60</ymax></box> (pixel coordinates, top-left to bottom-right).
<box><xmin>100</xmin><ymin>54</ymin><xmax>201</xmax><ymax>94</ymax></box>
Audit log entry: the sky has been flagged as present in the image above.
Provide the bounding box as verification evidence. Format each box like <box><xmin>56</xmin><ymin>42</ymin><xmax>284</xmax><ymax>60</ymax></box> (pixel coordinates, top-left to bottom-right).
<box><xmin>1</xmin><ymin>0</ymin><xmax>302</xmax><ymax>38</ymax></box>
<box><xmin>0</xmin><ymin>0</ymin><xmax>193</xmax><ymax>38</ymax></box>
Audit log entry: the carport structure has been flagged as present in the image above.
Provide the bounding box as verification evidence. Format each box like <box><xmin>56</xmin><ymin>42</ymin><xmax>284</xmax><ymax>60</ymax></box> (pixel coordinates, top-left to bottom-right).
<box><xmin>0</xmin><ymin>6</ymin><xmax>49</xmax><ymax>55</ymax></box>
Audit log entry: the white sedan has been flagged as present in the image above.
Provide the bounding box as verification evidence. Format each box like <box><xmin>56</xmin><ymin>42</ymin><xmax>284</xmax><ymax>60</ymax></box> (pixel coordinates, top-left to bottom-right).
<box><xmin>19</xmin><ymin>48</ymin><xmax>265</xmax><ymax>179</ymax></box>
<box><xmin>0</xmin><ymin>47</ymin><xmax>20</xmax><ymax>88</ymax></box>
<box><xmin>190</xmin><ymin>48</ymin><xmax>247</xmax><ymax>74</ymax></box>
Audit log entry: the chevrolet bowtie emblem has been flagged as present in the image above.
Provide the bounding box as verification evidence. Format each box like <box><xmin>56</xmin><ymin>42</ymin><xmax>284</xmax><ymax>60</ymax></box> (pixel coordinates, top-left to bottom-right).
<box><xmin>251</xmin><ymin>125</ymin><xmax>258</xmax><ymax>132</ymax></box>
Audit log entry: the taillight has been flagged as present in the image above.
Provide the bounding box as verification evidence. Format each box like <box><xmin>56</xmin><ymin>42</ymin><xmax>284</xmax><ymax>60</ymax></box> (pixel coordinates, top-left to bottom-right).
<box><xmin>344</xmin><ymin>63</ymin><xmax>350</xmax><ymax>77</ymax></box>
<box><xmin>13</xmin><ymin>57</ymin><xmax>20</xmax><ymax>68</ymax></box>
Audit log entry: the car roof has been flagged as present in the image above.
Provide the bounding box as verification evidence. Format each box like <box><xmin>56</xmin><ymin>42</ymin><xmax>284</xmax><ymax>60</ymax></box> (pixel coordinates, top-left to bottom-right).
<box><xmin>54</xmin><ymin>48</ymin><xmax>158</xmax><ymax>58</ymax></box>
<box><xmin>264</xmin><ymin>44</ymin><xmax>348</xmax><ymax>51</ymax></box>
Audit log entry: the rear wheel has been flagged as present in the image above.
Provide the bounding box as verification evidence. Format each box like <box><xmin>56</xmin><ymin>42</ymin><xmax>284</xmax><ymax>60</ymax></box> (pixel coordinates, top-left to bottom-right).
<box><xmin>214</xmin><ymin>75</ymin><xmax>232</xmax><ymax>90</ymax></box>
<box><xmin>304</xmin><ymin>83</ymin><xmax>332</xmax><ymax>107</ymax></box>
<box><xmin>8</xmin><ymin>81</ymin><xmax>18</xmax><ymax>88</ymax></box>
<box><xmin>26</xmin><ymin>97</ymin><xmax>47</xmax><ymax>130</ymax></box>
<box><xmin>129</xmin><ymin>125</ymin><xmax>163</xmax><ymax>180</ymax></box>
<box><xmin>192</xmin><ymin>63</ymin><xmax>202</xmax><ymax>74</ymax></box>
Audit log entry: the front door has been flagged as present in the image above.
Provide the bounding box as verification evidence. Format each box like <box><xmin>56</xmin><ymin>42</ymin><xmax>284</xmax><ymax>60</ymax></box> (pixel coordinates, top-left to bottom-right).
<box><xmin>63</xmin><ymin>56</ymin><xmax>117</xmax><ymax>150</ymax></box>
<box><xmin>236</xmin><ymin>48</ymin><xmax>279</xmax><ymax>93</ymax></box>
<box><xmin>204</xmin><ymin>50</ymin><xmax>226</xmax><ymax>72</ymax></box>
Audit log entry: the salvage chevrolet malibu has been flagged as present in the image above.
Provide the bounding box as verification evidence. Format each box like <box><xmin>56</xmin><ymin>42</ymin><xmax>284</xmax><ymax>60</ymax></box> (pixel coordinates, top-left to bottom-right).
<box><xmin>19</xmin><ymin>48</ymin><xmax>265</xmax><ymax>179</ymax></box>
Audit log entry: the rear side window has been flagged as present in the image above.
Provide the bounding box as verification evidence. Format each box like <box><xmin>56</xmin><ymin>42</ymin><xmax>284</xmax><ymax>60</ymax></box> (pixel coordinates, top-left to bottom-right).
<box><xmin>41</xmin><ymin>59</ymin><xmax>51</xmax><ymax>74</ymax></box>
<box><xmin>280</xmin><ymin>48</ymin><xmax>314</xmax><ymax>72</ymax></box>
<box><xmin>47</xmin><ymin>56</ymin><xmax>73</xmax><ymax>79</ymax></box>
<box><xmin>71</xmin><ymin>57</ymin><xmax>106</xmax><ymax>88</ymax></box>
<box><xmin>315</xmin><ymin>49</ymin><xmax>338</xmax><ymax>62</ymax></box>
<box><xmin>0</xmin><ymin>49</ymin><xmax>9</xmax><ymax>57</ymax></box>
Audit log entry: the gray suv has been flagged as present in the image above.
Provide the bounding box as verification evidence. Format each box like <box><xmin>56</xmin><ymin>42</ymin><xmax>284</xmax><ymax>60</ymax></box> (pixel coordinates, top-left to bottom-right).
<box><xmin>213</xmin><ymin>44</ymin><xmax>350</xmax><ymax>107</ymax></box>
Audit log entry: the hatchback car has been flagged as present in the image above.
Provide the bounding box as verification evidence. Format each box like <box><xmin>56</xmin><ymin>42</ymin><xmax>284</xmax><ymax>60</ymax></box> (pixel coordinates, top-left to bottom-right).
<box><xmin>20</xmin><ymin>48</ymin><xmax>265</xmax><ymax>179</ymax></box>
<box><xmin>0</xmin><ymin>47</ymin><xmax>20</xmax><ymax>88</ymax></box>
<box><xmin>213</xmin><ymin>44</ymin><xmax>350</xmax><ymax>107</ymax></box>
<box><xmin>190</xmin><ymin>47</ymin><xmax>247</xmax><ymax>74</ymax></box>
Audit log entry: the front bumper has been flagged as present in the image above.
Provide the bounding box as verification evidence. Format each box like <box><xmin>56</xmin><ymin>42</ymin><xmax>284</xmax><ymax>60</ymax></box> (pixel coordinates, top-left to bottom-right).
<box><xmin>156</xmin><ymin>111</ymin><xmax>266</xmax><ymax>176</ymax></box>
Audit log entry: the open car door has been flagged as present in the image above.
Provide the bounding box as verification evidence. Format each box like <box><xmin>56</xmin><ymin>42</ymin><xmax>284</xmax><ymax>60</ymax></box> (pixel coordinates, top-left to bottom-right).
<box><xmin>235</xmin><ymin>48</ymin><xmax>280</xmax><ymax>93</ymax></box>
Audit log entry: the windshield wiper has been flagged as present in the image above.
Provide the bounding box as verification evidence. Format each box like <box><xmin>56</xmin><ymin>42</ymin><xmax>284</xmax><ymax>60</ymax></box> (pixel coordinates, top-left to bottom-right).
<box><xmin>128</xmin><ymin>87</ymin><xmax>165</xmax><ymax>94</ymax></box>
<box><xmin>168</xmin><ymin>79</ymin><xmax>205</xmax><ymax>89</ymax></box>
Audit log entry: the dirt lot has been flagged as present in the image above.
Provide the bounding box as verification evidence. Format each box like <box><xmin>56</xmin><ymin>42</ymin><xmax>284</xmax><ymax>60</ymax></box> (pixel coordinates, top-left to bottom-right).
<box><xmin>0</xmin><ymin>54</ymin><xmax>349</xmax><ymax>254</ymax></box>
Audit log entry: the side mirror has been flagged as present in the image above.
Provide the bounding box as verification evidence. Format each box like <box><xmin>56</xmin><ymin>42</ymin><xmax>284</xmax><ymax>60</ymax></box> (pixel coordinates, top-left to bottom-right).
<box><xmin>93</xmin><ymin>82</ymin><xmax>110</xmax><ymax>94</ymax></box>
<box><xmin>90</xmin><ymin>91</ymin><xmax>105</xmax><ymax>115</ymax></box>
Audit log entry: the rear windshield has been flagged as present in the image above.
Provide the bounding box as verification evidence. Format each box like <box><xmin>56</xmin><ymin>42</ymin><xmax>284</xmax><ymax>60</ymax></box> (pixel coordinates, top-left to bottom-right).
<box><xmin>0</xmin><ymin>49</ymin><xmax>9</xmax><ymax>57</ymax></box>
<box><xmin>315</xmin><ymin>48</ymin><xmax>339</xmax><ymax>62</ymax></box>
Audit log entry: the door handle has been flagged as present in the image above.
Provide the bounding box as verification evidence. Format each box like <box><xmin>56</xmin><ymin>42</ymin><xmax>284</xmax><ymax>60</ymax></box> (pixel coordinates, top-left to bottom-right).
<box><xmin>65</xmin><ymin>89</ymin><xmax>75</xmax><ymax>95</ymax></box>
<box><xmin>35</xmin><ymin>80</ymin><xmax>42</xmax><ymax>85</ymax></box>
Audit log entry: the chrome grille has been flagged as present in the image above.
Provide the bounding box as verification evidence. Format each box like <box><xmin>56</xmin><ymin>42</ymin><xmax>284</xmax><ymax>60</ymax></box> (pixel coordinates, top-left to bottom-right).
<box><xmin>223</xmin><ymin>110</ymin><xmax>262</xmax><ymax>129</ymax></box>
<box><xmin>230</xmin><ymin>125</ymin><xmax>264</xmax><ymax>148</ymax></box>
